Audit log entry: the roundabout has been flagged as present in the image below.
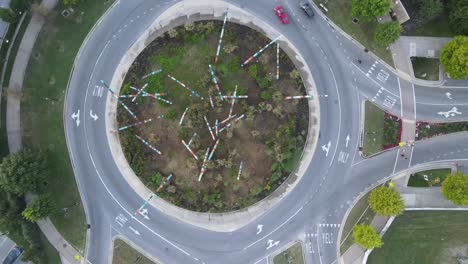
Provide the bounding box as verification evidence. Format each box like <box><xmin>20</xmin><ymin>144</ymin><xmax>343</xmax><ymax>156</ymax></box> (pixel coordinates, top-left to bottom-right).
<box><xmin>62</xmin><ymin>0</ymin><xmax>468</xmax><ymax>263</ymax></box>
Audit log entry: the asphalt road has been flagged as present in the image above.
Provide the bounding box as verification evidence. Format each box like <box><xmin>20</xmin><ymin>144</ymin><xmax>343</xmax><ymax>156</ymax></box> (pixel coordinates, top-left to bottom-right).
<box><xmin>63</xmin><ymin>0</ymin><xmax>468</xmax><ymax>263</ymax></box>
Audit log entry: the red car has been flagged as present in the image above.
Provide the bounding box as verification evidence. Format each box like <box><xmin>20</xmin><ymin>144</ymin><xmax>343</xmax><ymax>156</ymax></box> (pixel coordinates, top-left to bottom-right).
<box><xmin>274</xmin><ymin>5</ymin><xmax>289</xmax><ymax>24</ymax></box>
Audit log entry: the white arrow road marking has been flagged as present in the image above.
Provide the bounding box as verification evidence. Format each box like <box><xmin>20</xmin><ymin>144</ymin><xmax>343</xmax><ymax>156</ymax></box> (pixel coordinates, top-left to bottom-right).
<box><xmin>322</xmin><ymin>141</ymin><xmax>331</xmax><ymax>157</ymax></box>
<box><xmin>256</xmin><ymin>224</ymin><xmax>263</xmax><ymax>235</ymax></box>
<box><xmin>345</xmin><ymin>135</ymin><xmax>350</xmax><ymax>148</ymax></box>
<box><xmin>446</xmin><ymin>92</ymin><xmax>453</xmax><ymax>100</ymax></box>
<box><xmin>266</xmin><ymin>239</ymin><xmax>280</xmax><ymax>250</ymax></box>
<box><xmin>71</xmin><ymin>110</ymin><xmax>80</xmax><ymax>127</ymax></box>
<box><xmin>129</xmin><ymin>226</ymin><xmax>140</xmax><ymax>236</ymax></box>
<box><xmin>89</xmin><ymin>110</ymin><xmax>98</xmax><ymax>121</ymax></box>
<box><xmin>138</xmin><ymin>208</ymin><xmax>150</xmax><ymax>220</ymax></box>
<box><xmin>438</xmin><ymin>107</ymin><xmax>462</xmax><ymax>118</ymax></box>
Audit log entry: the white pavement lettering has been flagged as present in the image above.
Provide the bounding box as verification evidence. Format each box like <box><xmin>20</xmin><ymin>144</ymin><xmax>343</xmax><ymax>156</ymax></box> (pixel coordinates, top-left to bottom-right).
<box><xmin>129</xmin><ymin>226</ymin><xmax>140</xmax><ymax>236</ymax></box>
<box><xmin>383</xmin><ymin>96</ymin><xmax>397</xmax><ymax>109</ymax></box>
<box><xmin>93</xmin><ymin>84</ymin><xmax>104</xmax><ymax>98</ymax></box>
<box><xmin>114</xmin><ymin>214</ymin><xmax>127</xmax><ymax>227</ymax></box>
<box><xmin>438</xmin><ymin>107</ymin><xmax>462</xmax><ymax>118</ymax></box>
<box><xmin>266</xmin><ymin>239</ymin><xmax>280</xmax><ymax>250</ymax></box>
<box><xmin>322</xmin><ymin>141</ymin><xmax>331</xmax><ymax>157</ymax></box>
<box><xmin>322</xmin><ymin>232</ymin><xmax>334</xmax><ymax>244</ymax></box>
<box><xmin>338</xmin><ymin>151</ymin><xmax>349</xmax><ymax>164</ymax></box>
<box><xmin>345</xmin><ymin>134</ymin><xmax>350</xmax><ymax>147</ymax></box>
<box><xmin>256</xmin><ymin>224</ymin><xmax>263</xmax><ymax>235</ymax></box>
<box><xmin>89</xmin><ymin>110</ymin><xmax>98</xmax><ymax>121</ymax></box>
<box><xmin>71</xmin><ymin>110</ymin><xmax>80</xmax><ymax>127</ymax></box>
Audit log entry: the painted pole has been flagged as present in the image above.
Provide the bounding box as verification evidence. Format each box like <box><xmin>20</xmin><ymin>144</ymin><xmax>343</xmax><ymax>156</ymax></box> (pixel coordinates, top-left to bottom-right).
<box><xmin>198</xmin><ymin>147</ymin><xmax>211</xmax><ymax>182</ymax></box>
<box><xmin>215</xmin><ymin>119</ymin><xmax>219</xmax><ymax>136</ymax></box>
<box><xmin>208</xmin><ymin>64</ymin><xmax>223</xmax><ymax>100</ymax></box>
<box><xmin>222</xmin><ymin>95</ymin><xmax>248</xmax><ymax>99</ymax></box>
<box><xmin>135</xmin><ymin>135</ymin><xmax>162</xmax><ymax>155</ymax></box>
<box><xmin>156</xmin><ymin>174</ymin><xmax>172</xmax><ymax>192</ymax></box>
<box><xmin>218</xmin><ymin>123</ymin><xmax>231</xmax><ymax>133</ymax></box>
<box><xmin>135</xmin><ymin>194</ymin><xmax>154</xmax><ymax>215</ymax></box>
<box><xmin>154</xmin><ymin>96</ymin><xmax>173</xmax><ymax>105</ymax></box>
<box><xmin>141</xmin><ymin>69</ymin><xmax>162</xmax><ymax>80</ymax></box>
<box><xmin>214</xmin><ymin>13</ymin><xmax>228</xmax><ymax>64</ymax></box>
<box><xmin>241</xmin><ymin>35</ymin><xmax>282</xmax><ymax>67</ymax></box>
<box><xmin>187</xmin><ymin>132</ymin><xmax>197</xmax><ymax>147</ymax></box>
<box><xmin>228</xmin><ymin>85</ymin><xmax>238</xmax><ymax>118</ymax></box>
<box><xmin>237</xmin><ymin>161</ymin><xmax>243</xmax><ymax>180</ymax></box>
<box><xmin>284</xmin><ymin>95</ymin><xmax>313</xmax><ymax>100</ymax></box>
<box><xmin>132</xmin><ymin>83</ymin><xmax>148</xmax><ymax>102</ymax></box>
<box><xmin>117</xmin><ymin>118</ymin><xmax>153</xmax><ymax>132</ymax></box>
<box><xmin>167</xmin><ymin>74</ymin><xmax>203</xmax><ymax>99</ymax></box>
<box><xmin>179</xmin><ymin>107</ymin><xmax>189</xmax><ymax>126</ymax></box>
<box><xmin>209</xmin><ymin>93</ymin><xmax>215</xmax><ymax>108</ymax></box>
<box><xmin>219</xmin><ymin>114</ymin><xmax>236</xmax><ymax>126</ymax></box>
<box><xmin>276</xmin><ymin>43</ymin><xmax>280</xmax><ymax>80</ymax></box>
<box><xmin>182</xmin><ymin>139</ymin><xmax>199</xmax><ymax>160</ymax></box>
<box><xmin>119</xmin><ymin>93</ymin><xmax>166</xmax><ymax>98</ymax></box>
<box><xmin>204</xmin><ymin>115</ymin><xmax>216</xmax><ymax>141</ymax></box>
<box><xmin>101</xmin><ymin>80</ymin><xmax>138</xmax><ymax>120</ymax></box>
<box><xmin>207</xmin><ymin>139</ymin><xmax>220</xmax><ymax>161</ymax></box>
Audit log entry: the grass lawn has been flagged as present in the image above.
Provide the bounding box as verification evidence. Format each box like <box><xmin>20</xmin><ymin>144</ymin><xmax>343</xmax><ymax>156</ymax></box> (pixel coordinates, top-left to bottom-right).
<box><xmin>408</xmin><ymin>168</ymin><xmax>451</xmax><ymax>187</ymax></box>
<box><xmin>340</xmin><ymin>192</ymin><xmax>376</xmax><ymax>254</ymax></box>
<box><xmin>112</xmin><ymin>239</ymin><xmax>155</xmax><ymax>264</ymax></box>
<box><xmin>273</xmin><ymin>242</ymin><xmax>304</xmax><ymax>264</ymax></box>
<box><xmin>21</xmin><ymin>1</ymin><xmax>114</xmax><ymax>251</ymax></box>
<box><xmin>313</xmin><ymin>0</ymin><xmax>393</xmax><ymax>66</ymax></box>
<box><xmin>362</xmin><ymin>101</ymin><xmax>384</xmax><ymax>156</ymax></box>
<box><xmin>411</xmin><ymin>57</ymin><xmax>440</xmax><ymax>81</ymax></box>
<box><xmin>368</xmin><ymin>211</ymin><xmax>468</xmax><ymax>264</ymax></box>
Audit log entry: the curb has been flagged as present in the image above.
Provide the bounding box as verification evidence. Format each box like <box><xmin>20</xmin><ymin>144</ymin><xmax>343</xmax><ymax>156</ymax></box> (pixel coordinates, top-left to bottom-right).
<box><xmin>109</xmin><ymin>235</ymin><xmax>162</xmax><ymax>264</ymax></box>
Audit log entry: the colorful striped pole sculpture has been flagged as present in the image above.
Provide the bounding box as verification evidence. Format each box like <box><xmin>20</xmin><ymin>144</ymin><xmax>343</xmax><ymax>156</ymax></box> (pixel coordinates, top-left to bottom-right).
<box><xmin>208</xmin><ymin>64</ymin><xmax>223</xmax><ymax>100</ymax></box>
<box><xmin>198</xmin><ymin>147</ymin><xmax>211</xmax><ymax>182</ymax></box>
<box><xmin>187</xmin><ymin>132</ymin><xmax>197</xmax><ymax>146</ymax></box>
<box><xmin>141</xmin><ymin>69</ymin><xmax>162</xmax><ymax>80</ymax></box>
<box><xmin>276</xmin><ymin>43</ymin><xmax>280</xmax><ymax>80</ymax></box>
<box><xmin>234</xmin><ymin>114</ymin><xmax>245</xmax><ymax>123</ymax></box>
<box><xmin>119</xmin><ymin>93</ymin><xmax>166</xmax><ymax>99</ymax></box>
<box><xmin>219</xmin><ymin>114</ymin><xmax>236</xmax><ymax>126</ymax></box>
<box><xmin>132</xmin><ymin>83</ymin><xmax>148</xmax><ymax>102</ymax></box>
<box><xmin>284</xmin><ymin>95</ymin><xmax>313</xmax><ymax>100</ymax></box>
<box><xmin>179</xmin><ymin>107</ymin><xmax>189</xmax><ymax>126</ymax></box>
<box><xmin>220</xmin><ymin>114</ymin><xmax>245</xmax><ymax>132</ymax></box>
<box><xmin>228</xmin><ymin>85</ymin><xmax>238</xmax><ymax>118</ymax></box>
<box><xmin>117</xmin><ymin>118</ymin><xmax>153</xmax><ymax>132</ymax></box>
<box><xmin>209</xmin><ymin>93</ymin><xmax>215</xmax><ymax>108</ymax></box>
<box><xmin>222</xmin><ymin>95</ymin><xmax>248</xmax><ymax>99</ymax></box>
<box><xmin>215</xmin><ymin>119</ymin><xmax>219</xmax><ymax>136</ymax></box>
<box><xmin>167</xmin><ymin>74</ymin><xmax>203</xmax><ymax>99</ymax></box>
<box><xmin>237</xmin><ymin>161</ymin><xmax>243</xmax><ymax>180</ymax></box>
<box><xmin>214</xmin><ymin>13</ymin><xmax>228</xmax><ymax>64</ymax></box>
<box><xmin>241</xmin><ymin>35</ymin><xmax>282</xmax><ymax>67</ymax></box>
<box><xmin>207</xmin><ymin>138</ymin><xmax>220</xmax><ymax>161</ymax></box>
<box><xmin>135</xmin><ymin>194</ymin><xmax>154</xmax><ymax>215</ymax></box>
<box><xmin>219</xmin><ymin>123</ymin><xmax>232</xmax><ymax>133</ymax></box>
<box><xmin>154</xmin><ymin>96</ymin><xmax>173</xmax><ymax>105</ymax></box>
<box><xmin>204</xmin><ymin>115</ymin><xmax>216</xmax><ymax>141</ymax></box>
<box><xmin>182</xmin><ymin>139</ymin><xmax>198</xmax><ymax>160</ymax></box>
<box><xmin>156</xmin><ymin>174</ymin><xmax>172</xmax><ymax>193</ymax></box>
<box><xmin>101</xmin><ymin>80</ymin><xmax>138</xmax><ymax>120</ymax></box>
<box><xmin>135</xmin><ymin>135</ymin><xmax>162</xmax><ymax>155</ymax></box>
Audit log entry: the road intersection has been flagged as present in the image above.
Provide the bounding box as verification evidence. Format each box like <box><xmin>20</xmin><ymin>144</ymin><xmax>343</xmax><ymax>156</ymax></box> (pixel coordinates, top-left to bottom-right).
<box><xmin>63</xmin><ymin>0</ymin><xmax>468</xmax><ymax>264</ymax></box>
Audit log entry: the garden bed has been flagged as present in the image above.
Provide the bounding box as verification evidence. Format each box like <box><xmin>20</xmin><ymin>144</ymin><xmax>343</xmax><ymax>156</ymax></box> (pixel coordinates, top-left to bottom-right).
<box><xmin>411</xmin><ymin>57</ymin><xmax>440</xmax><ymax>81</ymax></box>
<box><xmin>273</xmin><ymin>242</ymin><xmax>304</xmax><ymax>264</ymax></box>
<box><xmin>408</xmin><ymin>169</ymin><xmax>451</xmax><ymax>187</ymax></box>
<box><xmin>118</xmin><ymin>21</ymin><xmax>309</xmax><ymax>212</ymax></box>
<box><xmin>416</xmin><ymin>121</ymin><xmax>468</xmax><ymax>140</ymax></box>
<box><xmin>362</xmin><ymin>101</ymin><xmax>401</xmax><ymax>157</ymax></box>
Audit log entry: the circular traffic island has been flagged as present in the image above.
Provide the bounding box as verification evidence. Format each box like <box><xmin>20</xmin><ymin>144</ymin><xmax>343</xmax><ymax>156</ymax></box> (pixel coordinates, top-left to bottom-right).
<box><xmin>117</xmin><ymin>20</ymin><xmax>309</xmax><ymax>212</ymax></box>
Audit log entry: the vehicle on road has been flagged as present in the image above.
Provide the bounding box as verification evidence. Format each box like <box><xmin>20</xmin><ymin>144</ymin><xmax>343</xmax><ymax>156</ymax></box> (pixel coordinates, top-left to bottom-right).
<box><xmin>300</xmin><ymin>2</ymin><xmax>314</xmax><ymax>17</ymax></box>
<box><xmin>2</xmin><ymin>247</ymin><xmax>22</xmax><ymax>264</ymax></box>
<box><xmin>274</xmin><ymin>5</ymin><xmax>289</xmax><ymax>24</ymax></box>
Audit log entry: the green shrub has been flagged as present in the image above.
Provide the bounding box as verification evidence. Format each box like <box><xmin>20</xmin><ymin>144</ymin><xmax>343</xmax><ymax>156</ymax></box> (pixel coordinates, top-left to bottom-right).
<box><xmin>257</xmin><ymin>77</ymin><xmax>271</xmax><ymax>90</ymax></box>
<box><xmin>165</xmin><ymin>109</ymin><xmax>178</xmax><ymax>120</ymax></box>
<box><xmin>248</xmin><ymin>64</ymin><xmax>257</xmax><ymax>79</ymax></box>
<box><xmin>228</xmin><ymin>57</ymin><xmax>240</xmax><ymax>73</ymax></box>
<box><xmin>375</xmin><ymin>22</ymin><xmax>402</xmax><ymax>47</ymax></box>
<box><xmin>260</xmin><ymin>91</ymin><xmax>272</xmax><ymax>100</ymax></box>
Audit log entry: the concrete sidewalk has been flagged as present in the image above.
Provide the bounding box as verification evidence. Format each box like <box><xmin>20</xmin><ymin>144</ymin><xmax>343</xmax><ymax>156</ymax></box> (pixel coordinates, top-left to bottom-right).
<box><xmin>5</xmin><ymin>0</ymin><xmax>83</xmax><ymax>263</ymax></box>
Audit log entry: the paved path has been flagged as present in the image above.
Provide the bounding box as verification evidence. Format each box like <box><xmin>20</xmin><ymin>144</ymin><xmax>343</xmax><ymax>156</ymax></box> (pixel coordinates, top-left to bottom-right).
<box><xmin>5</xmin><ymin>0</ymin><xmax>83</xmax><ymax>263</ymax></box>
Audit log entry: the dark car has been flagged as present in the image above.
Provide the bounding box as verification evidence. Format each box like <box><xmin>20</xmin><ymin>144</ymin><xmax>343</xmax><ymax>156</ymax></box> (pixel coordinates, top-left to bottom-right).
<box><xmin>300</xmin><ymin>2</ymin><xmax>314</xmax><ymax>17</ymax></box>
<box><xmin>2</xmin><ymin>247</ymin><xmax>22</xmax><ymax>264</ymax></box>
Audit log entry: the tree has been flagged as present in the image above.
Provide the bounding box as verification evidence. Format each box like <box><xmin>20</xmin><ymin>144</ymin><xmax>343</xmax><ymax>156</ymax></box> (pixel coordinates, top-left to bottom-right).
<box><xmin>0</xmin><ymin>8</ymin><xmax>16</xmax><ymax>23</ymax></box>
<box><xmin>447</xmin><ymin>0</ymin><xmax>468</xmax><ymax>35</ymax></box>
<box><xmin>441</xmin><ymin>172</ymin><xmax>468</xmax><ymax>205</ymax></box>
<box><xmin>0</xmin><ymin>149</ymin><xmax>47</xmax><ymax>195</ymax></box>
<box><xmin>10</xmin><ymin>0</ymin><xmax>32</xmax><ymax>14</ymax></box>
<box><xmin>375</xmin><ymin>22</ymin><xmax>402</xmax><ymax>47</ymax></box>
<box><xmin>351</xmin><ymin>0</ymin><xmax>391</xmax><ymax>22</ymax></box>
<box><xmin>416</xmin><ymin>0</ymin><xmax>442</xmax><ymax>22</ymax></box>
<box><xmin>22</xmin><ymin>195</ymin><xmax>55</xmax><ymax>222</ymax></box>
<box><xmin>62</xmin><ymin>0</ymin><xmax>80</xmax><ymax>6</ymax></box>
<box><xmin>352</xmin><ymin>225</ymin><xmax>383</xmax><ymax>249</ymax></box>
<box><xmin>368</xmin><ymin>186</ymin><xmax>404</xmax><ymax>216</ymax></box>
<box><xmin>440</xmin><ymin>36</ymin><xmax>468</xmax><ymax>80</ymax></box>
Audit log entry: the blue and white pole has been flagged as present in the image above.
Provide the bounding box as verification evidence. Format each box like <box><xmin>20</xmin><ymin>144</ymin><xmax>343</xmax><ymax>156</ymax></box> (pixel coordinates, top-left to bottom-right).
<box><xmin>101</xmin><ymin>80</ymin><xmax>138</xmax><ymax>120</ymax></box>
<box><xmin>241</xmin><ymin>35</ymin><xmax>282</xmax><ymax>67</ymax></box>
<box><xmin>214</xmin><ymin>12</ymin><xmax>228</xmax><ymax>64</ymax></box>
